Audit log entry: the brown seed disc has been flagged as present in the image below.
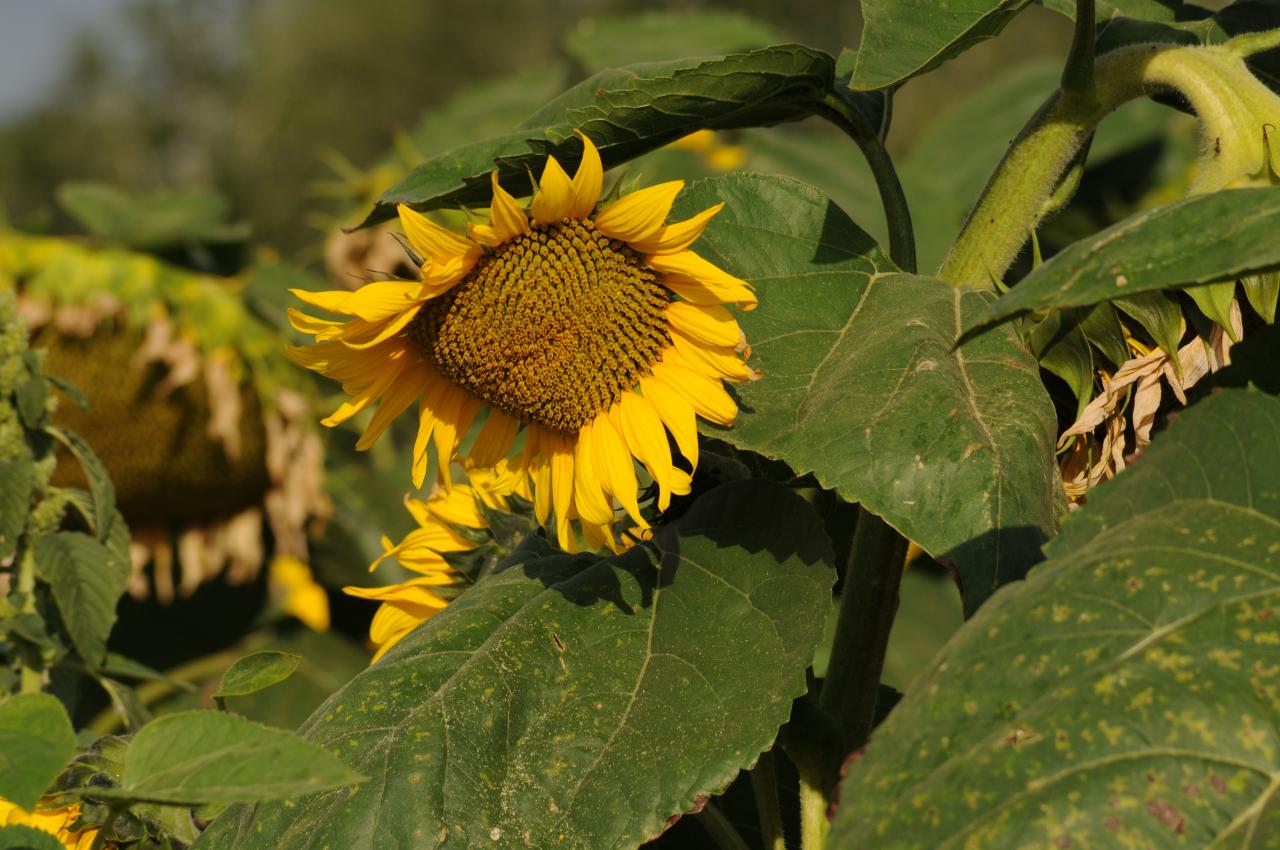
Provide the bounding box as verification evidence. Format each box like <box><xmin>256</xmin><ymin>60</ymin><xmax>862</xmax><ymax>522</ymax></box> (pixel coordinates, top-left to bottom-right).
<box><xmin>407</xmin><ymin>219</ymin><xmax>670</xmax><ymax>433</ymax></box>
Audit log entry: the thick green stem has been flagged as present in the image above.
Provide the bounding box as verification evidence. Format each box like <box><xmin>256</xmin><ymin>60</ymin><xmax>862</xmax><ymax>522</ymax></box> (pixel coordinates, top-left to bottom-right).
<box><xmin>795</xmin><ymin>750</ymin><xmax>831</xmax><ymax>850</ymax></box>
<box><xmin>818</xmin><ymin>93</ymin><xmax>918</xmax><ymax>273</ymax></box>
<box><xmin>17</xmin><ymin>548</ymin><xmax>43</xmax><ymax>694</ymax></box>
<box><xmin>1060</xmin><ymin>0</ymin><xmax>1097</xmax><ymax>100</ymax></box>
<box><xmin>750</xmin><ymin>749</ymin><xmax>787</xmax><ymax>850</ymax></box>
<box><xmin>819</xmin><ymin>509</ymin><xmax>908</xmax><ymax>755</ymax></box>
<box><xmin>939</xmin><ymin>37</ymin><xmax>1280</xmax><ymax>288</ymax></box>
<box><xmin>695</xmin><ymin>803</ymin><xmax>752</xmax><ymax>850</ymax></box>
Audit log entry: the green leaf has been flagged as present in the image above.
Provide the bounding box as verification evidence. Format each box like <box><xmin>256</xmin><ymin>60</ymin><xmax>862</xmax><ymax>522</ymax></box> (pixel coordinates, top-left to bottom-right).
<box><xmin>0</xmin><ymin>825</ymin><xmax>66</xmax><ymax>850</ymax></box>
<box><xmin>965</xmin><ymin>187</ymin><xmax>1280</xmax><ymax>336</ymax></box>
<box><xmin>0</xmin><ymin>454</ymin><xmax>33</xmax><ymax>562</ymax></box>
<box><xmin>0</xmin><ymin>693</ymin><xmax>76</xmax><ymax>810</ymax></box>
<box><xmin>14</xmin><ymin>378</ymin><xmax>47</xmax><ymax>430</ymax></box>
<box><xmin>33</xmin><ymin>531</ymin><xmax>128</xmax><ymax>666</ymax></box>
<box><xmin>1115</xmin><ymin>291</ymin><xmax>1185</xmax><ymax>357</ymax></box>
<box><xmin>192</xmin><ymin>480</ymin><xmax>834</xmax><ymax>850</ymax></box>
<box><xmin>1029</xmin><ymin>308</ymin><xmax>1096</xmax><ymax>416</ymax></box>
<box><xmin>93</xmin><ymin>675</ymin><xmax>153</xmax><ymax>734</ymax></box>
<box><xmin>1039</xmin><ymin>0</ymin><xmax>1206</xmax><ymax>22</ymax></box>
<box><xmin>56</xmin><ymin>182</ymin><xmax>248</xmax><ymax>249</ymax></box>
<box><xmin>673</xmin><ymin>174</ymin><xmax>1062</xmax><ymax>613</ymax></box>
<box><xmin>81</xmin><ymin>710</ymin><xmax>363</xmax><ymax>806</ymax></box>
<box><xmin>564</xmin><ymin>10</ymin><xmax>786</xmax><ymax>71</ymax></box>
<box><xmin>1244</xmin><ymin>270</ymin><xmax>1280</xmax><ymax>324</ymax></box>
<box><xmin>44</xmin><ymin>426</ymin><xmax>115</xmax><ymax>542</ymax></box>
<box><xmin>363</xmin><ymin>45</ymin><xmax>836</xmax><ymax>226</ymax></box>
<box><xmin>829</xmin><ymin>388</ymin><xmax>1280</xmax><ymax>849</ymax></box>
<box><xmin>850</xmin><ymin>0</ymin><xmax>1035</xmax><ymax>91</ymax></box>
<box><xmin>214</xmin><ymin>652</ymin><xmax>301</xmax><ymax>699</ymax></box>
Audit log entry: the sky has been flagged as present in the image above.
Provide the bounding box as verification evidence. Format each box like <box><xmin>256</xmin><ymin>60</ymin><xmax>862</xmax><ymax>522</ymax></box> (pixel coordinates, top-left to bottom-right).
<box><xmin>0</xmin><ymin>1</ymin><xmax>132</xmax><ymax>120</ymax></box>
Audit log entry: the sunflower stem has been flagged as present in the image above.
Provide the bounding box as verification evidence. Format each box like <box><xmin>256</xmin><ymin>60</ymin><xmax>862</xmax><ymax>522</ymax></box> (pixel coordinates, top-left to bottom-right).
<box><xmin>818</xmin><ymin>92</ymin><xmax>917</xmax><ymax>274</ymax></box>
<box><xmin>939</xmin><ymin>40</ymin><xmax>1279</xmax><ymax>287</ymax></box>
<box><xmin>819</xmin><ymin>508</ymin><xmax>907</xmax><ymax>759</ymax></box>
<box><xmin>795</xmin><ymin>749</ymin><xmax>831</xmax><ymax>850</ymax></box>
<box><xmin>749</xmin><ymin>749</ymin><xmax>787</xmax><ymax>850</ymax></box>
<box><xmin>695</xmin><ymin>803</ymin><xmax>752</xmax><ymax>850</ymax></box>
<box><xmin>1061</xmin><ymin>0</ymin><xmax>1097</xmax><ymax>102</ymax></box>
<box><xmin>17</xmin><ymin>547</ymin><xmax>43</xmax><ymax>694</ymax></box>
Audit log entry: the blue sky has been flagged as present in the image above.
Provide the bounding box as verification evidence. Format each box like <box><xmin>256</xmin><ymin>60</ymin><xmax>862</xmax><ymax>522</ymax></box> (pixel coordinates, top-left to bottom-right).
<box><xmin>0</xmin><ymin>1</ymin><xmax>132</xmax><ymax>120</ymax></box>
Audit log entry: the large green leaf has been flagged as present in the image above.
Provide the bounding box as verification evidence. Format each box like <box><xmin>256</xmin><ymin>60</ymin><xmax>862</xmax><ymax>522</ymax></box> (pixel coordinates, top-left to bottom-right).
<box><xmin>33</xmin><ymin>531</ymin><xmax>128</xmax><ymax>667</ymax></box>
<box><xmin>966</xmin><ymin>186</ymin><xmax>1280</xmax><ymax>336</ymax></box>
<box><xmin>361</xmin><ymin>45</ymin><xmax>837</xmax><ymax>226</ymax></box>
<box><xmin>193</xmin><ymin>480</ymin><xmax>834</xmax><ymax>850</ymax></box>
<box><xmin>674</xmin><ymin>174</ymin><xmax>1062</xmax><ymax>614</ymax></box>
<box><xmin>564</xmin><ymin>10</ymin><xmax>787</xmax><ymax>71</ymax></box>
<box><xmin>84</xmin><ymin>710</ymin><xmax>363</xmax><ymax>806</ymax></box>
<box><xmin>850</xmin><ymin>0</ymin><xmax>1035</xmax><ymax>91</ymax></box>
<box><xmin>829</xmin><ymin>388</ymin><xmax>1280</xmax><ymax>849</ymax></box>
<box><xmin>0</xmin><ymin>694</ymin><xmax>76</xmax><ymax>810</ymax></box>
<box><xmin>44</xmin><ymin>426</ymin><xmax>115</xmax><ymax>542</ymax></box>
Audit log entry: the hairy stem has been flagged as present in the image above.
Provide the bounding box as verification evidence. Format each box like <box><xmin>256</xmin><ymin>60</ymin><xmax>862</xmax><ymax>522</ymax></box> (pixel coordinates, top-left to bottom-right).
<box><xmin>818</xmin><ymin>92</ymin><xmax>918</xmax><ymax>273</ymax></box>
<box><xmin>795</xmin><ymin>749</ymin><xmax>831</xmax><ymax>850</ymax></box>
<box><xmin>939</xmin><ymin>37</ymin><xmax>1280</xmax><ymax>288</ymax></box>
<box><xmin>1060</xmin><ymin>0</ymin><xmax>1097</xmax><ymax>100</ymax></box>
<box><xmin>17</xmin><ymin>547</ymin><xmax>43</xmax><ymax>694</ymax></box>
<box><xmin>819</xmin><ymin>509</ymin><xmax>908</xmax><ymax>754</ymax></box>
<box><xmin>750</xmin><ymin>749</ymin><xmax>787</xmax><ymax>850</ymax></box>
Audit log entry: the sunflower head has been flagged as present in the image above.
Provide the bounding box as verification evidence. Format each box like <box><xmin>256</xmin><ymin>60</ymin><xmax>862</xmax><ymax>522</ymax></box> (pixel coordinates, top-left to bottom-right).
<box><xmin>291</xmin><ymin>132</ymin><xmax>758</xmax><ymax>550</ymax></box>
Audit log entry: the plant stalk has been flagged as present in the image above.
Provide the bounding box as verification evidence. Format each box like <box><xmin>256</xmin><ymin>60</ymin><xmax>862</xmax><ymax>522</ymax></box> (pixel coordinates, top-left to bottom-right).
<box><xmin>1060</xmin><ymin>0</ymin><xmax>1097</xmax><ymax>101</ymax></box>
<box><xmin>819</xmin><ymin>509</ymin><xmax>907</xmax><ymax>755</ymax></box>
<box><xmin>795</xmin><ymin>750</ymin><xmax>831</xmax><ymax>850</ymax></box>
<box><xmin>17</xmin><ymin>547</ymin><xmax>43</xmax><ymax>693</ymax></box>
<box><xmin>818</xmin><ymin>92</ymin><xmax>918</xmax><ymax>273</ymax></box>
<box><xmin>749</xmin><ymin>749</ymin><xmax>787</xmax><ymax>850</ymax></box>
<box><xmin>939</xmin><ymin>36</ymin><xmax>1280</xmax><ymax>287</ymax></box>
<box><xmin>696</xmin><ymin>803</ymin><xmax>753</xmax><ymax>850</ymax></box>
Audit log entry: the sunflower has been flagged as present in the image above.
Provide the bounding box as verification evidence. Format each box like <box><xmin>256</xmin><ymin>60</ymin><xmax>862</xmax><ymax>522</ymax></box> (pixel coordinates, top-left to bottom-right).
<box><xmin>344</xmin><ymin>462</ymin><xmax>528</xmax><ymax>661</ymax></box>
<box><xmin>0</xmin><ymin>797</ymin><xmax>100</xmax><ymax>850</ymax></box>
<box><xmin>290</xmin><ymin>132</ymin><xmax>758</xmax><ymax>548</ymax></box>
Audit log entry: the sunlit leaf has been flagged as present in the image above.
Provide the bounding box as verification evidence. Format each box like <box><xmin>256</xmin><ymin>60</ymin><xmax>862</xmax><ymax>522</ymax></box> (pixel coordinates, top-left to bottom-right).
<box><xmin>193</xmin><ymin>480</ymin><xmax>834</xmax><ymax>850</ymax></box>
<box><xmin>0</xmin><ymin>694</ymin><xmax>76</xmax><ymax>810</ymax></box>
<box><xmin>829</xmin><ymin>388</ymin><xmax>1280</xmax><ymax>849</ymax></box>
<box><xmin>214</xmin><ymin>652</ymin><xmax>301</xmax><ymax>699</ymax></box>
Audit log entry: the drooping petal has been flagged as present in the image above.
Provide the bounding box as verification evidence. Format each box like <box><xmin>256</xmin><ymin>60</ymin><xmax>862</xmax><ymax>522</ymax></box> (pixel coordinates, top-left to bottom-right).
<box><xmin>397</xmin><ymin>204</ymin><xmax>476</xmax><ymax>263</ymax></box>
<box><xmin>628</xmin><ymin>203</ymin><xmax>723</xmax><ymax>255</ymax></box>
<box><xmin>469</xmin><ymin>409</ymin><xmax>519</xmax><ymax>469</ymax></box>
<box><xmin>648</xmin><ymin>250</ymin><xmax>756</xmax><ymax>309</ymax></box>
<box><xmin>589</xmin><ymin>410</ymin><xmax>646</xmax><ymax>528</ymax></box>
<box><xmin>292</xmin><ymin>281</ymin><xmax>421</xmax><ymax>322</ymax></box>
<box><xmin>639</xmin><ymin>374</ymin><xmax>699</xmax><ymax>467</ymax></box>
<box><xmin>355</xmin><ymin>359</ymin><xmax>431</xmax><ymax>449</ymax></box>
<box><xmin>340</xmin><ymin>304</ymin><xmax>423</xmax><ymax>350</ymax></box>
<box><xmin>547</xmin><ymin>430</ymin><xmax>577</xmax><ymax>547</ymax></box>
<box><xmin>429</xmin><ymin>381</ymin><xmax>480</xmax><ymax>488</ymax></box>
<box><xmin>320</xmin><ymin>349</ymin><xmax>410</xmax><ymax>427</ymax></box>
<box><xmin>663</xmin><ymin>274</ymin><xmax>757</xmax><ymax>310</ymax></box>
<box><xmin>652</xmin><ymin>356</ymin><xmax>737</xmax><ymax>426</ymax></box>
<box><xmin>670</xmin><ymin>331</ymin><xmax>759</xmax><ymax>383</ymax></box>
<box><xmin>572</xmin><ymin>418</ymin><xmax>617</xmax><ymax>527</ymax></box>
<box><xmin>594</xmin><ymin>180</ymin><xmax>684</xmax><ymax>243</ymax></box>
<box><xmin>615</xmin><ymin>392</ymin><xmax>674</xmax><ymax>510</ymax></box>
<box><xmin>666</xmin><ymin>301</ymin><xmax>742</xmax><ymax>348</ymax></box>
<box><xmin>567</xmin><ymin>131</ymin><xmax>603</xmax><ymax>219</ymax></box>
<box><xmin>530</xmin><ymin>155</ymin><xmax>574</xmax><ymax>225</ymax></box>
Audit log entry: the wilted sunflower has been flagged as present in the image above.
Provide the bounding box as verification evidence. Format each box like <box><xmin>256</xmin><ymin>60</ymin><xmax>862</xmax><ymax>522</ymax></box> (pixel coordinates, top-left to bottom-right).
<box><xmin>290</xmin><ymin>132</ymin><xmax>758</xmax><ymax>548</ymax></box>
<box><xmin>344</xmin><ymin>462</ymin><xmax>531</xmax><ymax>661</ymax></box>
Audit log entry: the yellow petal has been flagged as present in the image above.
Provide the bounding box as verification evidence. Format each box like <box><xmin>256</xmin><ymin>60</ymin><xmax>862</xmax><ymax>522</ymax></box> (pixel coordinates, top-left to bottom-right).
<box><xmin>670</xmin><ymin>331</ymin><xmax>758</xmax><ymax>383</ymax></box>
<box><xmin>530</xmin><ymin>155</ymin><xmax>573</xmax><ymax>225</ymax></box>
<box><xmin>488</xmin><ymin>170</ymin><xmax>530</xmax><ymax>241</ymax></box>
<box><xmin>664</xmin><ymin>275</ymin><xmax>757</xmax><ymax>310</ymax></box>
<box><xmin>567</xmin><ymin>131</ymin><xmax>603</xmax><ymax>219</ymax></box>
<box><xmin>345</xmin><ymin>577</ymin><xmax>453</xmax><ymax>605</ymax></box>
<box><xmin>292</xmin><ymin>281</ymin><xmax>421</xmax><ymax>322</ymax></box>
<box><xmin>397</xmin><ymin>204</ymin><xmax>475</xmax><ymax>263</ymax></box>
<box><xmin>629</xmin><ymin>203</ymin><xmax>723</xmax><ymax>254</ymax></box>
<box><xmin>589</xmin><ymin>410</ymin><xmax>646</xmax><ymax>528</ymax></box>
<box><xmin>320</xmin><ymin>349</ymin><xmax>409</xmax><ymax>427</ymax></box>
<box><xmin>355</xmin><ymin>359</ymin><xmax>429</xmax><ymax>449</ymax></box>
<box><xmin>430</xmin><ymin>383</ymin><xmax>480</xmax><ymax>489</ymax></box>
<box><xmin>467</xmin><ymin>222</ymin><xmax>505</xmax><ymax>249</ymax></box>
<box><xmin>639</xmin><ymin>375</ymin><xmax>699</xmax><ymax>467</ymax></box>
<box><xmin>340</xmin><ymin>303</ymin><xmax>423</xmax><ymax>351</ymax></box>
<box><xmin>424</xmin><ymin>485</ymin><xmax>487</xmax><ymax>529</ymax></box>
<box><xmin>594</xmin><ymin>180</ymin><xmax>684</xmax><ymax>243</ymax></box>
<box><xmin>615</xmin><ymin>392</ymin><xmax>674</xmax><ymax>510</ymax></box>
<box><xmin>547</xmin><ymin>431</ymin><xmax>577</xmax><ymax>547</ymax></box>
<box><xmin>647</xmin><ymin>250</ymin><xmax>755</xmax><ymax>309</ymax></box>
<box><xmin>666</xmin><ymin>301</ymin><xmax>742</xmax><ymax>348</ymax></box>
<box><xmin>653</xmin><ymin>357</ymin><xmax>737</xmax><ymax>426</ymax></box>
<box><xmin>469</xmin><ymin>409</ymin><xmax>518</xmax><ymax>468</ymax></box>
<box><xmin>412</xmin><ymin>390</ymin><xmax>439</xmax><ymax>489</ymax></box>
<box><xmin>572</xmin><ymin>419</ymin><xmax>617</xmax><ymax>527</ymax></box>
<box><xmin>525</xmin><ymin>428</ymin><xmax>553</xmax><ymax>525</ymax></box>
